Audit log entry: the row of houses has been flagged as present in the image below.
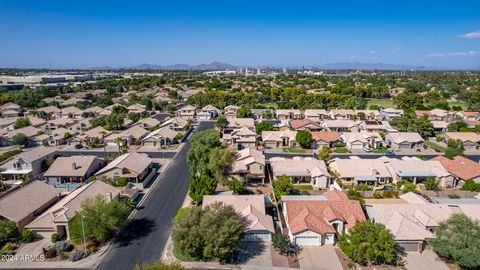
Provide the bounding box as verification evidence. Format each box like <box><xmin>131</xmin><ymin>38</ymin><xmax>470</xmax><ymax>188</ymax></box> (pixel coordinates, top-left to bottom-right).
<box><xmin>231</xmin><ymin>147</ymin><xmax>480</xmax><ymax>189</ymax></box>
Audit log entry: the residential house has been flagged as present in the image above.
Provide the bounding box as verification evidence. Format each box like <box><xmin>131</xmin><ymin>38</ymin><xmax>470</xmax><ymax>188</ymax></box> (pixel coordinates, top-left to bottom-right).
<box><xmin>383</xmin><ymin>156</ymin><xmax>455</xmax><ymax>187</ymax></box>
<box><xmin>311</xmin><ymin>131</ymin><xmax>341</xmax><ymax>149</ymax></box>
<box><xmin>379</xmin><ymin>108</ymin><xmax>404</xmax><ymax>120</ymax></box>
<box><xmin>95</xmin><ymin>152</ymin><xmax>153</xmax><ymax>184</ymax></box>
<box><xmin>270</xmin><ymin>157</ymin><xmax>331</xmax><ymax>189</ymax></box>
<box><xmin>431</xmin><ymin>120</ymin><xmax>448</xmax><ymax>132</ymax></box>
<box><xmin>232</xmin><ymin>148</ymin><xmax>265</xmax><ymax>183</ymax></box>
<box><xmin>385</xmin><ymin>132</ymin><xmax>424</xmax><ymax>150</ymax></box>
<box><xmin>68</xmin><ymin>118</ymin><xmax>91</xmax><ymax>133</ymax></box>
<box><xmin>42</xmin><ymin>117</ymin><xmax>76</xmax><ymax>132</ymax></box>
<box><xmin>329</xmin><ymin>158</ymin><xmax>393</xmax><ymax>186</ymax></box>
<box><xmin>282</xmin><ymin>190</ymin><xmax>366</xmax><ymax>246</ymax></box>
<box><xmin>0</xmin><ymin>146</ymin><xmax>57</xmax><ymax>180</ymax></box>
<box><xmin>223</xmin><ymin>127</ymin><xmax>256</xmax><ymax>150</ymax></box>
<box><xmin>365</xmin><ymin>192</ymin><xmax>480</xmax><ymax>252</ymax></box>
<box><xmin>250</xmin><ymin>109</ymin><xmax>273</xmax><ymax>120</ymax></box>
<box><xmin>329</xmin><ymin>109</ymin><xmax>355</xmax><ymax>120</ymax></box>
<box><xmin>388</xmin><ymin>87</ymin><xmax>405</xmax><ymax>96</ymax></box>
<box><xmin>26</xmin><ymin>180</ymin><xmax>120</xmax><ymax>239</ymax></box>
<box><xmin>135</xmin><ymin>117</ymin><xmax>161</xmax><ymax>129</ymax></box>
<box><xmin>224</xmin><ymin>105</ymin><xmax>240</xmax><ymax>118</ymax></box>
<box><xmin>45</xmin><ymin>128</ymin><xmax>72</xmax><ymax>146</ymax></box>
<box><xmin>0</xmin><ymin>118</ymin><xmax>17</xmax><ymax>131</ymax></box>
<box><xmin>83</xmin><ymin>106</ymin><xmax>109</xmax><ymax>117</ymax></box>
<box><xmin>36</xmin><ymin>106</ymin><xmax>62</xmax><ymax>119</ymax></box>
<box><xmin>304</xmin><ymin>109</ymin><xmax>329</xmax><ymax>121</ymax></box>
<box><xmin>416</xmin><ymin>109</ymin><xmax>456</xmax><ymax>122</ymax></box>
<box><xmin>444</xmin><ymin>132</ymin><xmax>480</xmax><ymax>150</ymax></box>
<box><xmin>0</xmin><ymin>181</ymin><xmax>59</xmax><ymax>229</ymax></box>
<box><xmin>202</xmin><ymin>195</ymin><xmax>275</xmax><ymax>242</ymax></box>
<box><xmin>227</xmin><ymin>118</ymin><xmax>255</xmax><ymax>129</ymax></box>
<box><xmin>175</xmin><ymin>105</ymin><xmax>196</xmax><ymax>119</ymax></box>
<box><xmin>141</xmin><ymin>126</ymin><xmax>182</xmax><ymax>147</ymax></box>
<box><xmin>356</xmin><ymin>110</ymin><xmax>382</xmax><ymax>120</ymax></box>
<box><xmin>61</xmin><ymin>106</ymin><xmax>83</xmax><ymax>119</ymax></box>
<box><xmin>322</xmin><ymin>120</ymin><xmax>359</xmax><ymax>132</ymax></box>
<box><xmin>0</xmin><ymin>102</ymin><xmax>22</xmax><ymax>118</ymax></box>
<box><xmin>198</xmin><ymin>105</ymin><xmax>221</xmax><ymax>120</ymax></box>
<box><xmin>69</xmin><ymin>126</ymin><xmax>111</xmax><ymax>147</ymax></box>
<box><xmin>0</xmin><ymin>126</ymin><xmax>41</xmax><ymax>146</ymax></box>
<box><xmin>43</xmin><ymin>155</ymin><xmax>105</xmax><ymax>185</ymax></box>
<box><xmin>457</xmin><ymin>111</ymin><xmax>480</xmax><ymax>122</ymax></box>
<box><xmin>262</xmin><ymin>130</ymin><xmax>297</xmax><ymax>149</ymax></box>
<box><xmin>359</xmin><ymin>120</ymin><xmax>393</xmax><ymax>132</ymax></box>
<box><xmin>104</xmin><ymin>125</ymin><xmax>149</xmax><ymax>146</ymax></box>
<box><xmin>161</xmin><ymin>117</ymin><xmax>189</xmax><ymax>131</ymax></box>
<box><xmin>275</xmin><ymin>109</ymin><xmax>302</xmax><ymax>120</ymax></box>
<box><xmin>127</xmin><ymin>104</ymin><xmax>147</xmax><ymax>114</ymax></box>
<box><xmin>433</xmin><ymin>156</ymin><xmax>480</xmax><ymax>183</ymax></box>
<box><xmin>341</xmin><ymin>131</ymin><xmax>384</xmax><ymax>150</ymax></box>
<box><xmin>289</xmin><ymin>119</ymin><xmax>323</xmax><ymax>132</ymax></box>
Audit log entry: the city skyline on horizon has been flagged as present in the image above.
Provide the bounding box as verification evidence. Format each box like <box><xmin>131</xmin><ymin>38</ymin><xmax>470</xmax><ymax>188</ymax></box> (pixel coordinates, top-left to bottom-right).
<box><xmin>1</xmin><ymin>0</ymin><xmax>479</xmax><ymax>69</ymax></box>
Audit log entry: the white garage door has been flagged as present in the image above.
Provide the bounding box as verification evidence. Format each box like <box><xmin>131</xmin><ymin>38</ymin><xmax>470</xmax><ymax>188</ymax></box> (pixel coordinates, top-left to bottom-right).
<box><xmin>295</xmin><ymin>236</ymin><xmax>319</xmax><ymax>246</ymax></box>
<box><xmin>243</xmin><ymin>233</ymin><xmax>271</xmax><ymax>242</ymax></box>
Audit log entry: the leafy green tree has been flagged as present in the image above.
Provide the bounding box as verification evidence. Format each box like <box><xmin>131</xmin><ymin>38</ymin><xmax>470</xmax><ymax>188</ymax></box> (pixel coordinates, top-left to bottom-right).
<box><xmin>272</xmin><ymin>233</ymin><xmax>290</xmax><ymax>255</ymax></box>
<box><xmin>402</xmin><ymin>181</ymin><xmax>417</xmax><ymax>192</ymax></box>
<box><xmin>393</xmin><ymin>92</ymin><xmax>424</xmax><ymax>109</ymax></box>
<box><xmin>14</xmin><ymin>118</ymin><xmax>30</xmax><ymax>129</ymax></box>
<box><xmin>187</xmin><ymin>130</ymin><xmax>221</xmax><ymax>177</ymax></box>
<box><xmin>347</xmin><ymin>188</ymin><xmax>365</xmax><ymax>205</ymax></box>
<box><xmin>338</xmin><ymin>221</ymin><xmax>397</xmax><ymax>266</ymax></box>
<box><xmin>447</xmin><ymin>121</ymin><xmax>468</xmax><ymax>132</ymax></box>
<box><xmin>172</xmin><ymin>203</ymin><xmax>245</xmax><ymax>263</ymax></box>
<box><xmin>69</xmin><ymin>195</ymin><xmax>130</xmax><ymax>244</ymax></box>
<box><xmin>236</xmin><ymin>105</ymin><xmax>251</xmax><ymax>118</ymax></box>
<box><xmin>425</xmin><ymin>177</ymin><xmax>440</xmax><ymax>191</ymax></box>
<box><xmin>208</xmin><ymin>147</ymin><xmax>235</xmax><ymax>182</ymax></box>
<box><xmin>63</xmin><ymin>132</ymin><xmax>73</xmax><ymax>140</ymax></box>
<box><xmin>215</xmin><ymin>116</ymin><xmax>229</xmax><ymax>129</ymax></box>
<box><xmin>273</xmin><ymin>176</ymin><xmax>298</xmax><ymax>201</ymax></box>
<box><xmin>461</xmin><ymin>180</ymin><xmax>480</xmax><ymax>192</ymax></box>
<box><xmin>390</xmin><ymin>115</ymin><xmax>434</xmax><ymax>138</ymax></box>
<box><xmin>296</xmin><ymin>130</ymin><xmax>312</xmax><ymax>149</ymax></box>
<box><xmin>445</xmin><ymin>139</ymin><xmax>464</xmax><ymax>159</ymax></box>
<box><xmin>189</xmin><ymin>175</ymin><xmax>217</xmax><ymax>204</ymax></box>
<box><xmin>0</xmin><ymin>220</ymin><xmax>17</xmax><ymax>242</ymax></box>
<box><xmin>255</xmin><ymin>122</ymin><xmax>274</xmax><ymax>135</ymax></box>
<box><xmin>318</xmin><ymin>146</ymin><xmax>330</xmax><ymax>161</ymax></box>
<box><xmin>429</xmin><ymin>214</ymin><xmax>480</xmax><ymax>270</ymax></box>
<box><xmin>11</xmin><ymin>133</ymin><xmax>29</xmax><ymax>146</ymax></box>
<box><xmin>227</xmin><ymin>180</ymin><xmax>244</xmax><ymax>194</ymax></box>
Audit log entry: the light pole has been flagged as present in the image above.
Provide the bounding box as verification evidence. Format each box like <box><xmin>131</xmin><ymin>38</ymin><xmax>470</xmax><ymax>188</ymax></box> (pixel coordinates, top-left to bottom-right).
<box><xmin>81</xmin><ymin>215</ymin><xmax>88</xmax><ymax>255</ymax></box>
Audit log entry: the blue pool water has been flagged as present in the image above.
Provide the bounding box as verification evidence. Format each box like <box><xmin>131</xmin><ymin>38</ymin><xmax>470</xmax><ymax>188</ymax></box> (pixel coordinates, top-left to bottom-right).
<box><xmin>382</xmin><ymin>185</ymin><xmax>396</xmax><ymax>191</ymax></box>
<box><xmin>54</xmin><ymin>184</ymin><xmax>79</xmax><ymax>189</ymax></box>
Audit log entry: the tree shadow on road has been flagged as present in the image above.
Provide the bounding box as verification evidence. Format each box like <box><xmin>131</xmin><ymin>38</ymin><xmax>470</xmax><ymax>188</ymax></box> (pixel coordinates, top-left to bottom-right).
<box><xmin>115</xmin><ymin>217</ymin><xmax>156</xmax><ymax>247</ymax></box>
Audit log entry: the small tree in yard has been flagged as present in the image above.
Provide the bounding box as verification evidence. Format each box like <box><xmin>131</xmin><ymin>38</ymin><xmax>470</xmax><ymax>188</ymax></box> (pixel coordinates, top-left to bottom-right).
<box><xmin>317</xmin><ymin>146</ymin><xmax>330</xmax><ymax>161</ymax></box>
<box><xmin>296</xmin><ymin>130</ymin><xmax>312</xmax><ymax>149</ymax></box>
<box><xmin>272</xmin><ymin>233</ymin><xmax>302</xmax><ymax>257</ymax></box>
<box><xmin>255</xmin><ymin>122</ymin><xmax>274</xmax><ymax>135</ymax></box>
<box><xmin>227</xmin><ymin>180</ymin><xmax>244</xmax><ymax>194</ymax></box>
<box><xmin>338</xmin><ymin>221</ymin><xmax>398</xmax><ymax>266</ymax></box>
<box><xmin>69</xmin><ymin>195</ymin><xmax>130</xmax><ymax>244</ymax></box>
<box><xmin>11</xmin><ymin>133</ymin><xmax>29</xmax><ymax>146</ymax></box>
<box><xmin>215</xmin><ymin>116</ymin><xmax>229</xmax><ymax>129</ymax></box>
<box><xmin>429</xmin><ymin>214</ymin><xmax>480</xmax><ymax>270</ymax></box>
<box><xmin>401</xmin><ymin>181</ymin><xmax>417</xmax><ymax>192</ymax></box>
<box><xmin>172</xmin><ymin>203</ymin><xmax>245</xmax><ymax>263</ymax></box>
<box><xmin>188</xmin><ymin>175</ymin><xmax>217</xmax><ymax>204</ymax></box>
<box><xmin>0</xmin><ymin>220</ymin><xmax>17</xmax><ymax>242</ymax></box>
<box><xmin>425</xmin><ymin>177</ymin><xmax>440</xmax><ymax>191</ymax></box>
<box><xmin>272</xmin><ymin>176</ymin><xmax>298</xmax><ymax>201</ymax></box>
<box><xmin>14</xmin><ymin>118</ymin><xmax>30</xmax><ymax>129</ymax></box>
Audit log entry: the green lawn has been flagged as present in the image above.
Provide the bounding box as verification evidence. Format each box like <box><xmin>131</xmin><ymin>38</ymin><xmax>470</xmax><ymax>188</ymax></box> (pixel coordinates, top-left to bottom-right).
<box><xmin>334</xmin><ymin>147</ymin><xmax>350</xmax><ymax>153</ymax></box>
<box><xmin>425</xmin><ymin>141</ymin><xmax>446</xmax><ymax>152</ymax></box>
<box><xmin>283</xmin><ymin>147</ymin><xmax>307</xmax><ymax>153</ymax></box>
<box><xmin>373</xmin><ymin>147</ymin><xmax>389</xmax><ymax>154</ymax></box>
<box><xmin>448</xmin><ymin>101</ymin><xmax>468</xmax><ymax>110</ymax></box>
<box><xmin>294</xmin><ymin>185</ymin><xmax>313</xmax><ymax>190</ymax></box>
<box><xmin>366</xmin><ymin>98</ymin><xmax>395</xmax><ymax>109</ymax></box>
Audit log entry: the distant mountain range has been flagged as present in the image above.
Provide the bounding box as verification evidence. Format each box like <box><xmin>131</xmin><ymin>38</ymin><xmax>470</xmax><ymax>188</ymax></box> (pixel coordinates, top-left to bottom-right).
<box><xmin>90</xmin><ymin>61</ymin><xmax>480</xmax><ymax>71</ymax></box>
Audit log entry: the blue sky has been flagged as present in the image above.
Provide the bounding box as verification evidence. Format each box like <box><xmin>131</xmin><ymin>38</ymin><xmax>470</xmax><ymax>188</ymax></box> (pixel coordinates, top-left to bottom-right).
<box><xmin>0</xmin><ymin>0</ymin><xmax>479</xmax><ymax>69</ymax></box>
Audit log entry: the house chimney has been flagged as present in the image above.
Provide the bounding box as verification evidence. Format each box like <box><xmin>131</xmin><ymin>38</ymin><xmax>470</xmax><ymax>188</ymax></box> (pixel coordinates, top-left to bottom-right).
<box><xmin>71</xmin><ymin>162</ymin><xmax>76</xmax><ymax>171</ymax></box>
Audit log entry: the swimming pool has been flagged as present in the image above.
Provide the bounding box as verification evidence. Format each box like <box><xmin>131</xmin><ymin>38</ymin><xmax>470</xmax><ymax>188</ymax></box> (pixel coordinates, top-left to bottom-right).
<box><xmin>54</xmin><ymin>183</ymin><xmax>79</xmax><ymax>189</ymax></box>
<box><xmin>381</xmin><ymin>185</ymin><xmax>396</xmax><ymax>191</ymax></box>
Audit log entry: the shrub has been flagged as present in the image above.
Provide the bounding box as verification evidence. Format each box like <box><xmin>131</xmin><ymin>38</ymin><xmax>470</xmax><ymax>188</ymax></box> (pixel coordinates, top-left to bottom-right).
<box><xmin>20</xmin><ymin>229</ymin><xmax>35</xmax><ymax>243</ymax></box>
<box><xmin>402</xmin><ymin>182</ymin><xmax>417</xmax><ymax>192</ymax></box>
<box><xmin>461</xmin><ymin>179</ymin><xmax>480</xmax><ymax>192</ymax></box>
<box><xmin>373</xmin><ymin>191</ymin><xmax>383</xmax><ymax>199</ymax></box>
<box><xmin>69</xmin><ymin>250</ymin><xmax>87</xmax><ymax>262</ymax></box>
<box><xmin>425</xmin><ymin>177</ymin><xmax>440</xmax><ymax>191</ymax></box>
<box><xmin>383</xmin><ymin>190</ymin><xmax>396</xmax><ymax>198</ymax></box>
<box><xmin>227</xmin><ymin>180</ymin><xmax>245</xmax><ymax>194</ymax></box>
<box><xmin>1</xmin><ymin>242</ymin><xmax>17</xmax><ymax>251</ymax></box>
<box><xmin>272</xmin><ymin>233</ymin><xmax>290</xmax><ymax>255</ymax></box>
<box><xmin>54</xmin><ymin>241</ymin><xmax>73</xmax><ymax>253</ymax></box>
<box><xmin>51</xmin><ymin>233</ymin><xmax>61</xmax><ymax>243</ymax></box>
<box><xmin>347</xmin><ymin>262</ymin><xmax>354</xmax><ymax>268</ymax></box>
<box><xmin>0</xmin><ymin>220</ymin><xmax>17</xmax><ymax>242</ymax></box>
<box><xmin>347</xmin><ymin>188</ymin><xmax>364</xmax><ymax>206</ymax></box>
<box><xmin>355</xmin><ymin>184</ymin><xmax>372</xmax><ymax>191</ymax></box>
<box><xmin>43</xmin><ymin>247</ymin><xmax>57</xmax><ymax>259</ymax></box>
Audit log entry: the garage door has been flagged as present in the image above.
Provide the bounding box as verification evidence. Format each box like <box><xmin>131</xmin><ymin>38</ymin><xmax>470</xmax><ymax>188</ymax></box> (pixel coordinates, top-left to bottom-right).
<box><xmin>399</xmin><ymin>241</ymin><xmax>421</xmax><ymax>252</ymax></box>
<box><xmin>243</xmin><ymin>233</ymin><xmax>271</xmax><ymax>242</ymax></box>
<box><xmin>295</xmin><ymin>236</ymin><xmax>319</xmax><ymax>246</ymax></box>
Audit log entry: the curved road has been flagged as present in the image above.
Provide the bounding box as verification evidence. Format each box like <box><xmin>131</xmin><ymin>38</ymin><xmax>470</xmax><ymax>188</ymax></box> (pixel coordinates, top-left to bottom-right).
<box><xmin>96</xmin><ymin>121</ymin><xmax>214</xmax><ymax>270</ymax></box>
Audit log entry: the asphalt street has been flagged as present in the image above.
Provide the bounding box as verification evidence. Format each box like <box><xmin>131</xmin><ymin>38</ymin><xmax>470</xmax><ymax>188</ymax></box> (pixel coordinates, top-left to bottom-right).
<box><xmin>95</xmin><ymin>121</ymin><xmax>214</xmax><ymax>270</ymax></box>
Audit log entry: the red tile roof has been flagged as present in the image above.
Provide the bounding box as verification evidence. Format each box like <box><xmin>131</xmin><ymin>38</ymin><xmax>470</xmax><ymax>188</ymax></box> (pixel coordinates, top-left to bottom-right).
<box><xmin>289</xmin><ymin>119</ymin><xmax>322</xmax><ymax>130</ymax></box>
<box><xmin>311</xmin><ymin>131</ymin><xmax>341</xmax><ymax>143</ymax></box>
<box><xmin>284</xmin><ymin>190</ymin><xmax>365</xmax><ymax>235</ymax></box>
<box><xmin>433</xmin><ymin>156</ymin><xmax>480</xmax><ymax>181</ymax></box>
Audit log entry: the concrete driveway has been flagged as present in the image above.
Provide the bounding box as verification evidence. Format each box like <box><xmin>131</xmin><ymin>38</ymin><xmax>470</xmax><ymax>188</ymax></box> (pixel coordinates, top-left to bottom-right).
<box><xmin>235</xmin><ymin>242</ymin><xmax>272</xmax><ymax>267</ymax></box>
<box><xmin>298</xmin><ymin>246</ymin><xmax>343</xmax><ymax>270</ymax></box>
<box><xmin>404</xmin><ymin>251</ymin><xmax>449</xmax><ymax>270</ymax></box>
